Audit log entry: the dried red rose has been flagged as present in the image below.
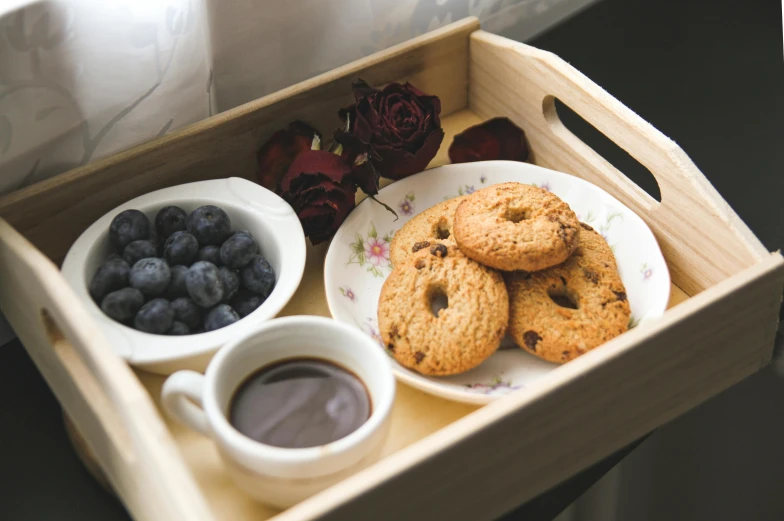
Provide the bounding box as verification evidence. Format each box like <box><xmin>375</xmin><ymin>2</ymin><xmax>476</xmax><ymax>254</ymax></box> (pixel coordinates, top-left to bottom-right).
<box><xmin>337</xmin><ymin>79</ymin><xmax>444</xmax><ymax>181</ymax></box>
<box><xmin>333</xmin><ymin>128</ymin><xmax>381</xmax><ymax>196</ymax></box>
<box><xmin>448</xmin><ymin>117</ymin><xmax>529</xmax><ymax>164</ymax></box>
<box><xmin>257</xmin><ymin>121</ymin><xmax>320</xmax><ymax>193</ymax></box>
<box><xmin>280</xmin><ymin>150</ymin><xmax>356</xmax><ymax>245</ymax></box>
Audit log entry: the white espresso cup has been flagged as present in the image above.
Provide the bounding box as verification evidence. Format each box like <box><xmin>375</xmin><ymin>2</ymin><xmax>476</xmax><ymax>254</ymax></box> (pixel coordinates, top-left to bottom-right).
<box><xmin>161</xmin><ymin>316</ymin><xmax>395</xmax><ymax>508</ymax></box>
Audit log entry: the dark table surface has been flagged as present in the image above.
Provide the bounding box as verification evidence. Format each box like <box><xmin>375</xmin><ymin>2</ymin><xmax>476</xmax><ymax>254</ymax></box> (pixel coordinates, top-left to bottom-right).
<box><xmin>2</xmin><ymin>0</ymin><xmax>782</xmax><ymax>519</ymax></box>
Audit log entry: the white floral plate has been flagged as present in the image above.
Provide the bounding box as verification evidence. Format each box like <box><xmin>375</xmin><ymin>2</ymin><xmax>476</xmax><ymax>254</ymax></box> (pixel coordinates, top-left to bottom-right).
<box><xmin>324</xmin><ymin>161</ymin><xmax>670</xmax><ymax>404</ymax></box>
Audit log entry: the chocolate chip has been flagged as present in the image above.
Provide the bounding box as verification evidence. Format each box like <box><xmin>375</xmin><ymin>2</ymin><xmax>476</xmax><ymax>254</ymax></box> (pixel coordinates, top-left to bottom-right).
<box><xmin>387</xmin><ymin>343</ymin><xmax>395</xmax><ymax>352</ymax></box>
<box><xmin>435</xmin><ymin>219</ymin><xmax>450</xmax><ymax>240</ymax></box>
<box><xmin>415</xmin><ymin>259</ymin><xmax>426</xmax><ymax>269</ymax></box>
<box><xmin>430</xmin><ymin>244</ymin><xmax>448</xmax><ymax>258</ymax></box>
<box><xmin>523</xmin><ymin>330</ymin><xmax>541</xmax><ymax>351</ymax></box>
<box><xmin>560</xmin><ymin>276</ymin><xmax>567</xmax><ymax>286</ymax></box>
<box><xmin>583</xmin><ymin>268</ymin><xmax>599</xmax><ymax>284</ymax></box>
<box><xmin>390</xmin><ymin>324</ymin><xmax>399</xmax><ymax>337</ymax></box>
<box><xmin>412</xmin><ymin>241</ymin><xmax>430</xmax><ymax>253</ymax></box>
<box><xmin>613</xmin><ymin>291</ymin><xmax>627</xmax><ymax>302</ymax></box>
<box><xmin>562</xmin><ymin>350</ymin><xmax>570</xmax><ymax>356</ymax></box>
<box><xmin>580</xmin><ymin>222</ymin><xmax>594</xmax><ymax>231</ymax></box>
<box><xmin>560</xmin><ymin>224</ymin><xmax>577</xmax><ymax>247</ymax></box>
<box><xmin>414</xmin><ymin>351</ymin><xmax>425</xmax><ymax>364</ymax></box>
<box><xmin>553</xmin><ymin>220</ymin><xmax>571</xmax><ymax>244</ymax></box>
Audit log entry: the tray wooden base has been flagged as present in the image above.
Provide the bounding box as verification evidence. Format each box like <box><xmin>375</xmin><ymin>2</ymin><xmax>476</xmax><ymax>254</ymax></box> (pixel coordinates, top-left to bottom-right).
<box><xmin>63</xmin><ymin>108</ymin><xmax>691</xmax><ymax>519</ymax></box>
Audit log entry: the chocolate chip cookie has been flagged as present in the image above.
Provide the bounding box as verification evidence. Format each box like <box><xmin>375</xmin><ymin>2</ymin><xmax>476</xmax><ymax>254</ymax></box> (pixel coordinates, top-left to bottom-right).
<box><xmin>453</xmin><ymin>182</ymin><xmax>580</xmax><ymax>271</ymax></box>
<box><xmin>378</xmin><ymin>244</ymin><xmax>508</xmax><ymax>375</ymax></box>
<box><xmin>506</xmin><ymin>224</ymin><xmax>630</xmax><ymax>363</ymax></box>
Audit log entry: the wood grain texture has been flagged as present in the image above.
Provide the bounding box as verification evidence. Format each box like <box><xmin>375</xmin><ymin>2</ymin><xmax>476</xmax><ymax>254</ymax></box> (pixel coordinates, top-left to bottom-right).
<box><xmin>60</xmin><ymin>109</ymin><xmax>693</xmax><ymax>521</ymax></box>
<box><xmin>272</xmin><ymin>253</ymin><xmax>784</xmax><ymax>521</ymax></box>
<box><xmin>0</xmin><ymin>17</ymin><xmax>479</xmax><ymax>265</ymax></box>
<box><xmin>0</xmin><ymin>220</ymin><xmax>216</xmax><ymax>521</ymax></box>
<box><xmin>129</xmin><ymin>362</ymin><xmax>479</xmax><ymax>521</ymax></box>
<box><xmin>1</xmin><ymin>20</ymin><xmax>781</xmax><ymax>521</ymax></box>
<box><xmin>468</xmin><ymin>31</ymin><xmax>768</xmax><ymax>296</ymax></box>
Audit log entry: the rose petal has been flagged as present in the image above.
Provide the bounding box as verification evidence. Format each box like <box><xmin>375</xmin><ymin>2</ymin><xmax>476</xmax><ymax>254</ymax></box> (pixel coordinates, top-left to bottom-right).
<box><xmin>256</xmin><ymin>121</ymin><xmax>319</xmax><ymax>193</ymax></box>
<box><xmin>296</xmin><ymin>185</ymin><xmax>356</xmax><ymax>245</ymax></box>
<box><xmin>353</xmin><ymin>99</ymin><xmax>380</xmax><ymax>143</ymax></box>
<box><xmin>333</xmin><ymin>129</ymin><xmax>381</xmax><ymax>196</ymax></box>
<box><xmin>295</xmin><ymin>177</ymin><xmax>354</xmax><ymax>202</ymax></box>
<box><xmin>338</xmin><ymin>79</ymin><xmax>443</xmax><ymax>180</ymax></box>
<box><xmin>351</xmin><ymin>78</ymin><xmax>378</xmax><ymax>101</ymax></box>
<box><xmin>374</xmin><ymin>127</ymin><xmax>444</xmax><ymax>180</ymax></box>
<box><xmin>350</xmin><ymin>157</ymin><xmax>380</xmax><ymax>196</ymax></box>
<box><xmin>281</xmin><ymin>150</ymin><xmax>352</xmax><ymax>194</ymax></box>
<box><xmin>448</xmin><ymin>117</ymin><xmax>529</xmax><ymax>164</ymax></box>
<box><xmin>400</xmin><ymin>82</ymin><xmax>441</xmax><ymax>126</ymax></box>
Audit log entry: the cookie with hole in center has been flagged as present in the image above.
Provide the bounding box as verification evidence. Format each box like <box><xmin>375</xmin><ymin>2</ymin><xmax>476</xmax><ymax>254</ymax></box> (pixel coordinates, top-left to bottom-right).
<box><xmin>378</xmin><ymin>243</ymin><xmax>508</xmax><ymax>376</ymax></box>
<box><xmin>389</xmin><ymin>196</ymin><xmax>466</xmax><ymax>267</ymax></box>
<box><xmin>506</xmin><ymin>224</ymin><xmax>630</xmax><ymax>363</ymax></box>
<box><xmin>453</xmin><ymin>182</ymin><xmax>580</xmax><ymax>271</ymax></box>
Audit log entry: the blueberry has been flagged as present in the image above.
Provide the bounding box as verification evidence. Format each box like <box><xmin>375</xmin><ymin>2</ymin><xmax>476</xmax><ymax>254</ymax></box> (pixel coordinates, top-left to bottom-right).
<box><xmin>163</xmin><ymin>231</ymin><xmax>199</xmax><ymax>266</ymax></box>
<box><xmin>134</xmin><ymin>298</ymin><xmax>174</xmax><ymax>334</ymax></box>
<box><xmin>129</xmin><ymin>258</ymin><xmax>171</xmax><ymax>297</ymax></box>
<box><xmin>168</xmin><ymin>321</ymin><xmax>190</xmax><ymax>336</ymax></box>
<box><xmin>100</xmin><ymin>287</ymin><xmax>144</xmax><ymax>322</ymax></box>
<box><xmin>220</xmin><ymin>232</ymin><xmax>258</xmax><ymax>269</ymax></box>
<box><xmin>230</xmin><ymin>290</ymin><xmax>265</xmax><ymax>318</ymax></box>
<box><xmin>204</xmin><ymin>304</ymin><xmax>240</xmax><ymax>331</ymax></box>
<box><xmin>217</xmin><ymin>267</ymin><xmax>240</xmax><ymax>301</ymax></box>
<box><xmin>155</xmin><ymin>206</ymin><xmax>187</xmax><ymax>239</ymax></box>
<box><xmin>166</xmin><ymin>265</ymin><xmax>190</xmax><ymax>299</ymax></box>
<box><xmin>123</xmin><ymin>240</ymin><xmax>157</xmax><ymax>266</ymax></box>
<box><xmin>196</xmin><ymin>245</ymin><xmax>222</xmax><ymax>266</ymax></box>
<box><xmin>89</xmin><ymin>257</ymin><xmax>130</xmax><ymax>303</ymax></box>
<box><xmin>241</xmin><ymin>255</ymin><xmax>275</xmax><ymax>296</ymax></box>
<box><xmin>186</xmin><ymin>205</ymin><xmax>231</xmax><ymax>246</ymax></box>
<box><xmin>170</xmin><ymin>297</ymin><xmax>201</xmax><ymax>329</ymax></box>
<box><xmin>149</xmin><ymin>226</ymin><xmax>161</xmax><ymax>253</ymax></box>
<box><xmin>185</xmin><ymin>261</ymin><xmax>224</xmax><ymax>308</ymax></box>
<box><xmin>109</xmin><ymin>210</ymin><xmax>150</xmax><ymax>251</ymax></box>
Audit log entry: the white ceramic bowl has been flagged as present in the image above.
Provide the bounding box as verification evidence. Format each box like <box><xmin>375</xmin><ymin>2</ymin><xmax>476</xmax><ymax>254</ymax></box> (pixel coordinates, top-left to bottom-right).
<box><xmin>62</xmin><ymin>178</ymin><xmax>306</xmax><ymax>375</ymax></box>
<box><xmin>324</xmin><ymin>161</ymin><xmax>670</xmax><ymax>404</ymax></box>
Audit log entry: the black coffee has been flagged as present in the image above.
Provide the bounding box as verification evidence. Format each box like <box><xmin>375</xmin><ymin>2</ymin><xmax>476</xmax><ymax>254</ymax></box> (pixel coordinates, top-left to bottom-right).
<box><xmin>229</xmin><ymin>358</ymin><xmax>371</xmax><ymax>449</ymax></box>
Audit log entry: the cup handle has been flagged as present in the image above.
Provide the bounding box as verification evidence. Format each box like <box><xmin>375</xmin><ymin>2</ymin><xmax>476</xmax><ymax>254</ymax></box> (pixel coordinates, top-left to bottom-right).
<box><xmin>161</xmin><ymin>371</ymin><xmax>210</xmax><ymax>436</ymax></box>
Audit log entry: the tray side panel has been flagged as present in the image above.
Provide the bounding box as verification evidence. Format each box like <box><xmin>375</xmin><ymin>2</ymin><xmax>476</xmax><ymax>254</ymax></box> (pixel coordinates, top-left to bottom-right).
<box><xmin>468</xmin><ymin>30</ymin><xmax>767</xmax><ymax>295</ymax></box>
<box><xmin>0</xmin><ymin>18</ymin><xmax>479</xmax><ymax>265</ymax></box>
<box><xmin>274</xmin><ymin>253</ymin><xmax>784</xmax><ymax>521</ymax></box>
<box><xmin>0</xmin><ymin>219</ymin><xmax>215</xmax><ymax>521</ymax></box>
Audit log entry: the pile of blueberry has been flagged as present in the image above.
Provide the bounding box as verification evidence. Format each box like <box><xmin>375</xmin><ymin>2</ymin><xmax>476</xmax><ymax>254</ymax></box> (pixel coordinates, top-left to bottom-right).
<box><xmin>89</xmin><ymin>205</ymin><xmax>275</xmax><ymax>335</ymax></box>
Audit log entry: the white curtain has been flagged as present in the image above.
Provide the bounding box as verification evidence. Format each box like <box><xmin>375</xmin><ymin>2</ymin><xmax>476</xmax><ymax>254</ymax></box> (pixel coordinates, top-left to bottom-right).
<box><xmin>0</xmin><ymin>0</ymin><xmax>595</xmax><ymax>196</ymax></box>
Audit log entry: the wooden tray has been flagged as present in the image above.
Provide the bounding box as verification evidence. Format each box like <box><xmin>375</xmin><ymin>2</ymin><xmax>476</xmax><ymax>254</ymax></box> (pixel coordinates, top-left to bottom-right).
<box><xmin>1</xmin><ymin>17</ymin><xmax>782</xmax><ymax>521</ymax></box>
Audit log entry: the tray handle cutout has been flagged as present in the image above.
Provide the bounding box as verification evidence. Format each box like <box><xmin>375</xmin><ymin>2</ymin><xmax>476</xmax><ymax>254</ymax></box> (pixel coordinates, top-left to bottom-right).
<box><xmin>41</xmin><ymin>308</ymin><xmax>135</xmax><ymax>463</ymax></box>
<box><xmin>0</xmin><ymin>219</ymin><xmax>215</xmax><ymax>521</ymax></box>
<box><xmin>468</xmin><ymin>31</ymin><xmax>768</xmax><ymax>292</ymax></box>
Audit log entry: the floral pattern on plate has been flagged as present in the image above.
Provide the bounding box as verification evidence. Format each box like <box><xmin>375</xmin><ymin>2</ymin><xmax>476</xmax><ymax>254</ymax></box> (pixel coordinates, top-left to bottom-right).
<box><xmin>398</xmin><ymin>192</ymin><xmax>416</xmax><ymax>216</ymax></box>
<box><xmin>347</xmin><ymin>222</ymin><xmax>393</xmax><ymax>277</ymax></box>
<box><xmin>325</xmin><ymin>161</ymin><xmax>670</xmax><ymax>405</ymax></box>
<box><xmin>339</xmin><ymin>287</ymin><xmax>356</xmax><ymax>302</ymax></box>
<box><xmin>465</xmin><ymin>376</ymin><xmax>522</xmax><ymax>395</ymax></box>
